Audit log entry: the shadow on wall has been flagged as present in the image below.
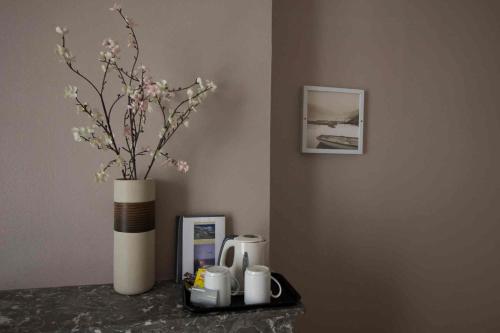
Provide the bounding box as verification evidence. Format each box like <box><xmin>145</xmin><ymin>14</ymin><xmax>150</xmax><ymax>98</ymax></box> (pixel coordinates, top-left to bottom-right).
<box><xmin>155</xmin><ymin>179</ymin><xmax>187</xmax><ymax>280</ymax></box>
<box><xmin>270</xmin><ymin>1</ymin><xmax>405</xmax><ymax>332</ymax></box>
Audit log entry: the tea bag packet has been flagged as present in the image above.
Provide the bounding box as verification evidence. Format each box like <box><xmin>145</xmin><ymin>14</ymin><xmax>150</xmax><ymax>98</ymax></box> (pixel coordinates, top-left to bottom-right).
<box><xmin>190</xmin><ymin>287</ymin><xmax>218</xmax><ymax>307</ymax></box>
<box><xmin>193</xmin><ymin>268</ymin><xmax>207</xmax><ymax>288</ymax></box>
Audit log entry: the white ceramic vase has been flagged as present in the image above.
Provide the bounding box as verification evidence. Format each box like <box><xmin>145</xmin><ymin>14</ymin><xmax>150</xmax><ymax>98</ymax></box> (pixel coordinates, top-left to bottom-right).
<box><xmin>113</xmin><ymin>179</ymin><xmax>155</xmax><ymax>295</ymax></box>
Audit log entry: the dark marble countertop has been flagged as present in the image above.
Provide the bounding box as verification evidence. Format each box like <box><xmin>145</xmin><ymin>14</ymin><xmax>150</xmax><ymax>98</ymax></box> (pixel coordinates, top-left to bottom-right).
<box><xmin>0</xmin><ymin>281</ymin><xmax>304</xmax><ymax>332</ymax></box>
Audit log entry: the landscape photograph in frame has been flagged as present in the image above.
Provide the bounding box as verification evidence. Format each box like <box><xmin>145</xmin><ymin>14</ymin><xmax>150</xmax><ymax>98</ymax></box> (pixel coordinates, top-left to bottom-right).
<box><xmin>302</xmin><ymin>86</ymin><xmax>364</xmax><ymax>154</ymax></box>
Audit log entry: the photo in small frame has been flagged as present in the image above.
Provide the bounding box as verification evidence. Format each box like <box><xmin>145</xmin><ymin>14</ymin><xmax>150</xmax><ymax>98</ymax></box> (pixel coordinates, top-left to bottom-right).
<box><xmin>302</xmin><ymin>86</ymin><xmax>365</xmax><ymax>154</ymax></box>
<box><xmin>175</xmin><ymin>215</ymin><xmax>225</xmax><ymax>282</ymax></box>
<box><xmin>193</xmin><ymin>223</ymin><xmax>216</xmax><ymax>272</ymax></box>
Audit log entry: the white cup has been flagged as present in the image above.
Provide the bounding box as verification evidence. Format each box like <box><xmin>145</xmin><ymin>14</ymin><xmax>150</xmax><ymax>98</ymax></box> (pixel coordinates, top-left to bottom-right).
<box><xmin>244</xmin><ymin>265</ymin><xmax>282</xmax><ymax>305</ymax></box>
<box><xmin>204</xmin><ymin>266</ymin><xmax>239</xmax><ymax>307</ymax></box>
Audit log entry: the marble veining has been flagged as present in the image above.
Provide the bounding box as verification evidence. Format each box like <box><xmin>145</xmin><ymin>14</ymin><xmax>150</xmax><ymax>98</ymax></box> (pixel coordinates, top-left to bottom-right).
<box><xmin>0</xmin><ymin>281</ymin><xmax>303</xmax><ymax>332</ymax></box>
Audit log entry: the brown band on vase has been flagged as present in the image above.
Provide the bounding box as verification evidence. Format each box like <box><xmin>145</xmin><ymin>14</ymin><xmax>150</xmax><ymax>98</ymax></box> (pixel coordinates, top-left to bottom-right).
<box><xmin>114</xmin><ymin>201</ymin><xmax>155</xmax><ymax>233</ymax></box>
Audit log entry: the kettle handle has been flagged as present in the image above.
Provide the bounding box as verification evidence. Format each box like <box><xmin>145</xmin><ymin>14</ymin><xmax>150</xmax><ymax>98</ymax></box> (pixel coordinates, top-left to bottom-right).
<box><xmin>218</xmin><ymin>235</ymin><xmax>236</xmax><ymax>267</ymax></box>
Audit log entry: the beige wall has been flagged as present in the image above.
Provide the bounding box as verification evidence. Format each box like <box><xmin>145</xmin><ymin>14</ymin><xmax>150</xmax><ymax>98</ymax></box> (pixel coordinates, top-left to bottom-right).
<box><xmin>271</xmin><ymin>0</ymin><xmax>500</xmax><ymax>332</ymax></box>
<box><xmin>0</xmin><ymin>0</ymin><xmax>271</xmax><ymax>289</ymax></box>
<box><xmin>3</xmin><ymin>1</ymin><xmax>500</xmax><ymax>330</ymax></box>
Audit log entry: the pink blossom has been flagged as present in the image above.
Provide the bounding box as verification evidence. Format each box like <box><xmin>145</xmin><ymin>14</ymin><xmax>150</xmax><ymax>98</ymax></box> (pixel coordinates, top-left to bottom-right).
<box><xmin>139</xmin><ymin>100</ymin><xmax>149</xmax><ymax>112</ymax></box>
<box><xmin>125</xmin><ymin>16</ymin><xmax>136</xmax><ymax>28</ymax></box>
<box><xmin>127</xmin><ymin>34</ymin><xmax>137</xmax><ymax>48</ymax></box>
<box><xmin>102</xmin><ymin>38</ymin><xmax>120</xmax><ymax>56</ymax></box>
<box><xmin>102</xmin><ymin>38</ymin><xmax>114</xmax><ymax>48</ymax></box>
<box><xmin>144</xmin><ymin>83</ymin><xmax>160</xmax><ymax>98</ymax></box>
<box><xmin>163</xmin><ymin>158</ymin><xmax>188</xmax><ymax>173</ymax></box>
<box><xmin>54</xmin><ymin>4</ymin><xmax>217</xmax><ymax>182</ymax></box>
<box><xmin>177</xmin><ymin>160</ymin><xmax>189</xmax><ymax>173</ymax></box>
<box><xmin>123</xmin><ymin>125</ymin><xmax>132</xmax><ymax>137</ymax></box>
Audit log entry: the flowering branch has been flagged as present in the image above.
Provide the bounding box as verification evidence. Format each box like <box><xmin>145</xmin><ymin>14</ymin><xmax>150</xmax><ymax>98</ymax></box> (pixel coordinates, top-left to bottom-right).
<box><xmin>55</xmin><ymin>4</ymin><xmax>216</xmax><ymax>182</ymax></box>
<box><xmin>143</xmin><ymin>83</ymin><xmax>215</xmax><ymax>179</ymax></box>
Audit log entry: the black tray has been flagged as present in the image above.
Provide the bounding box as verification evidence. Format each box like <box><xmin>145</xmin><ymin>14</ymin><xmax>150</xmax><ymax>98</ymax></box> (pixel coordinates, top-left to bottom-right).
<box><xmin>183</xmin><ymin>272</ymin><xmax>301</xmax><ymax>313</ymax></box>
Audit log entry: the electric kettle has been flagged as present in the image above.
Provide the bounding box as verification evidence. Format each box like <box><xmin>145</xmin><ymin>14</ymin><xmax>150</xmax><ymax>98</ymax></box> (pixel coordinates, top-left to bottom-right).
<box><xmin>218</xmin><ymin>234</ymin><xmax>268</xmax><ymax>294</ymax></box>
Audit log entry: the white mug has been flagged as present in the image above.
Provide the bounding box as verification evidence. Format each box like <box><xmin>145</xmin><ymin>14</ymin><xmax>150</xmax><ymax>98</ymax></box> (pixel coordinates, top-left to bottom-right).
<box><xmin>204</xmin><ymin>266</ymin><xmax>239</xmax><ymax>307</ymax></box>
<box><xmin>244</xmin><ymin>265</ymin><xmax>282</xmax><ymax>305</ymax></box>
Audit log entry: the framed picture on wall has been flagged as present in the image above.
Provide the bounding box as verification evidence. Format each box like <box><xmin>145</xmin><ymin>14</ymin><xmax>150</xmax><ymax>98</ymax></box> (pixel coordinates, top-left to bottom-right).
<box><xmin>302</xmin><ymin>86</ymin><xmax>365</xmax><ymax>154</ymax></box>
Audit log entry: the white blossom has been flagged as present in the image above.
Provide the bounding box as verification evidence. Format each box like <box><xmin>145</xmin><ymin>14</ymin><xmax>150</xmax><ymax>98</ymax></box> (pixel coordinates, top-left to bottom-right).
<box><xmin>157</xmin><ymin>80</ymin><xmax>168</xmax><ymax>91</ymax></box>
<box><xmin>71</xmin><ymin>127</ymin><xmax>82</xmax><ymax>142</ymax></box>
<box><xmin>102</xmin><ymin>38</ymin><xmax>120</xmax><ymax>55</ymax></box>
<box><xmin>88</xmin><ymin>134</ymin><xmax>110</xmax><ymax>150</ymax></box>
<box><xmin>186</xmin><ymin>88</ymin><xmax>194</xmax><ymax>99</ymax></box>
<box><xmin>80</xmin><ymin>126</ymin><xmax>94</xmax><ymax>136</ymax></box>
<box><xmin>55</xmin><ymin>44</ymin><xmax>75</xmax><ymax>63</ymax></box>
<box><xmin>55</xmin><ymin>44</ymin><xmax>65</xmax><ymax>57</ymax></box>
<box><xmin>104</xmin><ymin>51</ymin><xmax>114</xmax><ymax>61</ymax></box>
<box><xmin>206</xmin><ymin>80</ymin><xmax>217</xmax><ymax>92</ymax></box>
<box><xmin>64</xmin><ymin>50</ymin><xmax>75</xmax><ymax>62</ymax></box>
<box><xmin>115</xmin><ymin>155</ymin><xmax>125</xmax><ymax>167</ymax></box>
<box><xmin>64</xmin><ymin>85</ymin><xmax>78</xmax><ymax>99</ymax></box>
<box><xmin>76</xmin><ymin>103</ymin><xmax>89</xmax><ymax>114</ymax></box>
<box><xmin>71</xmin><ymin>126</ymin><xmax>98</xmax><ymax>143</ymax></box>
<box><xmin>196</xmin><ymin>77</ymin><xmax>205</xmax><ymax>90</ymax></box>
<box><xmin>127</xmin><ymin>33</ymin><xmax>137</xmax><ymax>48</ymax></box>
<box><xmin>91</xmin><ymin>111</ymin><xmax>103</xmax><ymax>121</ymax></box>
<box><xmin>94</xmin><ymin>166</ymin><xmax>109</xmax><ymax>183</ymax></box>
<box><xmin>123</xmin><ymin>85</ymin><xmax>135</xmax><ymax>96</ymax></box>
<box><xmin>89</xmin><ymin>138</ymin><xmax>100</xmax><ymax>148</ymax></box>
<box><xmin>55</xmin><ymin>26</ymin><xmax>68</xmax><ymax>35</ymax></box>
<box><xmin>189</xmin><ymin>98</ymin><xmax>200</xmax><ymax>107</ymax></box>
<box><xmin>102</xmin><ymin>38</ymin><xmax>114</xmax><ymax>48</ymax></box>
<box><xmin>103</xmin><ymin>134</ymin><xmax>113</xmax><ymax>145</ymax></box>
<box><xmin>55</xmin><ymin>45</ymin><xmax>75</xmax><ymax>63</ymax></box>
<box><xmin>109</xmin><ymin>3</ymin><xmax>121</xmax><ymax>11</ymax></box>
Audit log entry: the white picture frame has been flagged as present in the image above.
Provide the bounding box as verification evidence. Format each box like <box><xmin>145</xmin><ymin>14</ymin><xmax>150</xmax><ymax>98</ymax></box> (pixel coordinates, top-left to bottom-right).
<box><xmin>302</xmin><ymin>86</ymin><xmax>365</xmax><ymax>154</ymax></box>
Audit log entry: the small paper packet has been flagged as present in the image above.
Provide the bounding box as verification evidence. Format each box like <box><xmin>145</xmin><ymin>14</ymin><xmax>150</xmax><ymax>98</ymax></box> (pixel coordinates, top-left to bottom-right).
<box><xmin>193</xmin><ymin>268</ymin><xmax>207</xmax><ymax>288</ymax></box>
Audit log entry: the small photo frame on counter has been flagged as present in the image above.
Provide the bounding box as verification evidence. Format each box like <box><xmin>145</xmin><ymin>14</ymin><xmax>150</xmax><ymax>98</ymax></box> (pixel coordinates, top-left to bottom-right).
<box><xmin>176</xmin><ymin>215</ymin><xmax>225</xmax><ymax>283</ymax></box>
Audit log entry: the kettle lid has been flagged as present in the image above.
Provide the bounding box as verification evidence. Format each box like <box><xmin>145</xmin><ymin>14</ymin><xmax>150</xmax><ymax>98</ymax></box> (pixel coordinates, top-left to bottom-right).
<box><xmin>235</xmin><ymin>234</ymin><xmax>265</xmax><ymax>243</ymax></box>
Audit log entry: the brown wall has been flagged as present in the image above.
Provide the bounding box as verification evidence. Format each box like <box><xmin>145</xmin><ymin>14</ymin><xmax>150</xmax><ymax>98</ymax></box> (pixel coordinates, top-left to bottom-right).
<box><xmin>0</xmin><ymin>0</ymin><xmax>271</xmax><ymax>289</ymax></box>
<box><xmin>271</xmin><ymin>0</ymin><xmax>500</xmax><ymax>332</ymax></box>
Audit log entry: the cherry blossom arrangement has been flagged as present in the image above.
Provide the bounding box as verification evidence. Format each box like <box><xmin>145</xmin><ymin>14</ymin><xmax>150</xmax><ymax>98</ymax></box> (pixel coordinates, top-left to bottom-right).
<box><xmin>55</xmin><ymin>4</ymin><xmax>216</xmax><ymax>182</ymax></box>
